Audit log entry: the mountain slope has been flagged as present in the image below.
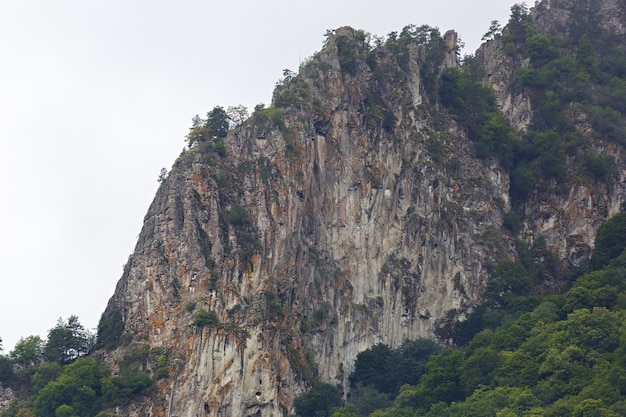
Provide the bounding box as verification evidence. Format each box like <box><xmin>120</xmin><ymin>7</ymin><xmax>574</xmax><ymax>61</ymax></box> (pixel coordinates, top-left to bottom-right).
<box><xmin>475</xmin><ymin>0</ymin><xmax>626</xmax><ymax>268</ymax></box>
<box><xmin>97</xmin><ymin>2</ymin><xmax>626</xmax><ymax>416</ymax></box>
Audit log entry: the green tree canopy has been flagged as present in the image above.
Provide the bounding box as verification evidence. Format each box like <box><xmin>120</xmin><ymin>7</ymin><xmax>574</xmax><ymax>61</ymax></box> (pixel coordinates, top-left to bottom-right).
<box><xmin>294</xmin><ymin>382</ymin><xmax>343</xmax><ymax>417</ymax></box>
<box><xmin>32</xmin><ymin>355</ymin><xmax>151</xmax><ymax>417</ymax></box>
<box><xmin>484</xmin><ymin>260</ymin><xmax>531</xmax><ymax>306</ymax></box>
<box><xmin>350</xmin><ymin>343</ymin><xmax>394</xmax><ymax>393</ymax></box>
<box><xmin>44</xmin><ymin>316</ymin><xmax>93</xmax><ymax>364</ymax></box>
<box><xmin>0</xmin><ymin>355</ymin><xmax>14</xmax><ymax>384</ymax></box>
<box><xmin>10</xmin><ymin>335</ymin><xmax>44</xmax><ymax>366</ymax></box>
<box><xmin>205</xmin><ymin>106</ymin><xmax>230</xmax><ymax>139</ymax></box>
<box><xmin>96</xmin><ymin>309</ymin><xmax>124</xmax><ymax>350</ymax></box>
<box><xmin>351</xmin><ymin>339</ymin><xmax>440</xmax><ymax>396</ymax></box>
<box><xmin>590</xmin><ymin>213</ymin><xmax>626</xmax><ymax>271</ymax></box>
<box><xmin>31</xmin><ymin>361</ymin><xmax>63</xmax><ymax>393</ymax></box>
<box><xmin>34</xmin><ymin>357</ymin><xmax>106</xmax><ymax>417</ymax></box>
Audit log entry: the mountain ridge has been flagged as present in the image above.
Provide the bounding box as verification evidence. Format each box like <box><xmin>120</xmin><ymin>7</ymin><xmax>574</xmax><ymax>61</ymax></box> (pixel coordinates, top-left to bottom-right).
<box><xmin>71</xmin><ymin>0</ymin><xmax>626</xmax><ymax>415</ymax></box>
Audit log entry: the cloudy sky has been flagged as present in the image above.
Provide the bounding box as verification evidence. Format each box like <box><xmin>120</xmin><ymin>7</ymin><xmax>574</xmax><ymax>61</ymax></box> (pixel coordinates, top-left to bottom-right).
<box><xmin>0</xmin><ymin>0</ymin><xmax>515</xmax><ymax>352</ymax></box>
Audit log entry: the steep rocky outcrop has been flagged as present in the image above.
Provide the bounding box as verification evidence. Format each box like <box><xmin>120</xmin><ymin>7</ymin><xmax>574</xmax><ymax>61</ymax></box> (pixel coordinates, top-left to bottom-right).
<box><xmin>476</xmin><ymin>0</ymin><xmax>626</xmax><ymax>271</ymax></box>
<box><xmin>100</xmin><ymin>2</ymin><xmax>626</xmax><ymax>416</ymax></box>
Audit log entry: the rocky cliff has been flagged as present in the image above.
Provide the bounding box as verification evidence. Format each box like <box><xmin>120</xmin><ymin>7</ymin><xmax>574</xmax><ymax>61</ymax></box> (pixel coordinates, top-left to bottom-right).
<box><xmin>101</xmin><ymin>1</ymin><xmax>626</xmax><ymax>416</ymax></box>
<box><xmin>476</xmin><ymin>0</ymin><xmax>626</xmax><ymax>270</ymax></box>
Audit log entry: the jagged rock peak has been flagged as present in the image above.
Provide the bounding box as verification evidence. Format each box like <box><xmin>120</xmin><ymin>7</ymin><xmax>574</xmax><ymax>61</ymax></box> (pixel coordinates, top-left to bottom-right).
<box><xmin>99</xmin><ymin>3</ymin><xmax>626</xmax><ymax>415</ymax></box>
<box><xmin>103</xmin><ymin>21</ymin><xmax>506</xmax><ymax>417</ymax></box>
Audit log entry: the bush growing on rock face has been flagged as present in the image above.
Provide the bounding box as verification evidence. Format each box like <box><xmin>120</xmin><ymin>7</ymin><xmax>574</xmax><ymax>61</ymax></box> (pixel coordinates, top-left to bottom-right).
<box><xmin>228</xmin><ymin>204</ymin><xmax>249</xmax><ymax>226</ymax></box>
<box><xmin>503</xmin><ymin>211</ymin><xmax>521</xmax><ymax>234</ymax></box>
<box><xmin>293</xmin><ymin>382</ymin><xmax>343</xmax><ymax>417</ymax></box>
<box><xmin>582</xmin><ymin>151</ymin><xmax>616</xmax><ymax>184</ymax></box>
<box><xmin>590</xmin><ymin>212</ymin><xmax>626</xmax><ymax>271</ymax></box>
<box><xmin>335</xmin><ymin>34</ymin><xmax>359</xmax><ymax>76</ymax></box>
<box><xmin>96</xmin><ymin>309</ymin><xmax>124</xmax><ymax>350</ymax></box>
<box><xmin>0</xmin><ymin>355</ymin><xmax>14</xmax><ymax>384</ymax></box>
<box><xmin>264</xmin><ymin>291</ymin><xmax>284</xmax><ymax>319</ymax></box>
<box><xmin>193</xmin><ymin>309</ymin><xmax>219</xmax><ymax>327</ymax></box>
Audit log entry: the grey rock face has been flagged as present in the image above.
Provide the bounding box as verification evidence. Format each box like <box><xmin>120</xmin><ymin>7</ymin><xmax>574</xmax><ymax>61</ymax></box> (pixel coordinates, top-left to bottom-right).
<box><xmin>103</xmin><ymin>7</ymin><xmax>626</xmax><ymax>416</ymax></box>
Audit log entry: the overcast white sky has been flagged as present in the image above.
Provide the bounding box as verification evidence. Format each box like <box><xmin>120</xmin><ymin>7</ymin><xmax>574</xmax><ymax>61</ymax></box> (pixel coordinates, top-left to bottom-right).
<box><xmin>0</xmin><ymin>0</ymin><xmax>516</xmax><ymax>352</ymax></box>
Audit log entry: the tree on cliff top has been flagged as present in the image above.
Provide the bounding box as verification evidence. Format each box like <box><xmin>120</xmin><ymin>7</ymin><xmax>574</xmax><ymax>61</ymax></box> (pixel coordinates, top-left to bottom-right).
<box><xmin>44</xmin><ymin>316</ymin><xmax>94</xmax><ymax>364</ymax></box>
<box><xmin>205</xmin><ymin>106</ymin><xmax>230</xmax><ymax>139</ymax></box>
<box><xmin>186</xmin><ymin>106</ymin><xmax>232</xmax><ymax>147</ymax></box>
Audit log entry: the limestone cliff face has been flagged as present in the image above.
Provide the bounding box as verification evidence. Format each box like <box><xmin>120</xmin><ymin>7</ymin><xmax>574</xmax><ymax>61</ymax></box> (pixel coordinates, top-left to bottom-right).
<box><xmin>102</xmin><ymin>5</ymin><xmax>626</xmax><ymax>416</ymax></box>
<box><xmin>104</xmin><ymin>27</ymin><xmax>510</xmax><ymax>417</ymax></box>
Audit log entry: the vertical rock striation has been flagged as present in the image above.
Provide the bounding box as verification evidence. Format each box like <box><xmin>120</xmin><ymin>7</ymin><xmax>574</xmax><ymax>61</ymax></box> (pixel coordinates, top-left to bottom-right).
<box><xmin>101</xmin><ymin>4</ymin><xmax>626</xmax><ymax>415</ymax></box>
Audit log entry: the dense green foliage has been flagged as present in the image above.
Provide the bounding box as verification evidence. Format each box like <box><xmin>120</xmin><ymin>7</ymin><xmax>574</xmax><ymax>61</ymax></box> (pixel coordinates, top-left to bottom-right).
<box><xmin>205</xmin><ymin>106</ymin><xmax>230</xmax><ymax>139</ymax></box>
<box><xmin>10</xmin><ymin>336</ymin><xmax>44</xmax><ymax>367</ymax></box>
<box><xmin>589</xmin><ymin>213</ymin><xmax>626</xmax><ymax>271</ymax></box>
<box><xmin>0</xmin><ymin>316</ymin><xmax>153</xmax><ymax>417</ymax></box>
<box><xmin>193</xmin><ymin>309</ymin><xmax>219</xmax><ymax>327</ymax></box>
<box><xmin>439</xmin><ymin>60</ymin><xmax>516</xmax><ymax>166</ymax></box>
<box><xmin>33</xmin><ymin>357</ymin><xmax>108</xmax><ymax>417</ymax></box>
<box><xmin>510</xmin><ymin>5</ymin><xmax>626</xmax><ymax>144</ymax></box>
<box><xmin>294</xmin><ymin>382</ymin><xmax>343</xmax><ymax>417</ymax></box>
<box><xmin>43</xmin><ymin>316</ymin><xmax>94</xmax><ymax>365</ymax></box>
<box><xmin>350</xmin><ymin>339</ymin><xmax>439</xmax><ymax>396</ymax></box>
<box><xmin>96</xmin><ymin>309</ymin><xmax>124</xmax><ymax>350</ymax></box>
<box><xmin>0</xmin><ymin>356</ymin><xmax>13</xmax><ymax>386</ymax></box>
<box><xmin>29</xmin><ymin>356</ymin><xmax>151</xmax><ymax>417</ymax></box>
<box><xmin>186</xmin><ymin>106</ymin><xmax>232</xmax><ymax>149</ymax></box>
<box><xmin>293</xmin><ymin>340</ymin><xmax>439</xmax><ymax>417</ymax></box>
